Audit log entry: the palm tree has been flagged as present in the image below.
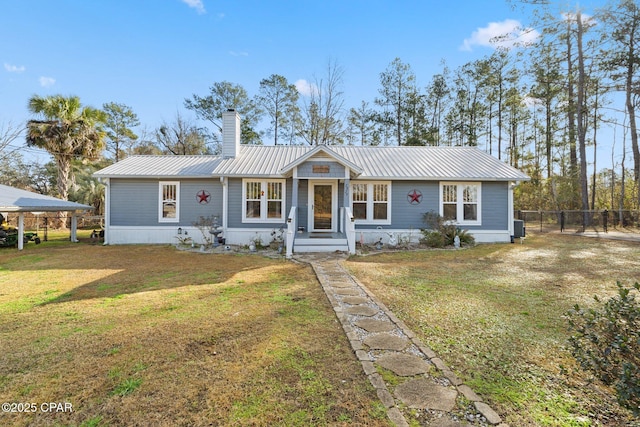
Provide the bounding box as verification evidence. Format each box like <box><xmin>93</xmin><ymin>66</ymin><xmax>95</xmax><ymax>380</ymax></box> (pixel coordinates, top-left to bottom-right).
<box><xmin>26</xmin><ymin>95</ymin><xmax>106</xmax><ymax>202</ymax></box>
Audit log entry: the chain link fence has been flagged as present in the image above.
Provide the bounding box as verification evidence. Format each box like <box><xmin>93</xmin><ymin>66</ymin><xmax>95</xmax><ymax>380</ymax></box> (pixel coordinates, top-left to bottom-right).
<box><xmin>517</xmin><ymin>210</ymin><xmax>640</xmax><ymax>234</ymax></box>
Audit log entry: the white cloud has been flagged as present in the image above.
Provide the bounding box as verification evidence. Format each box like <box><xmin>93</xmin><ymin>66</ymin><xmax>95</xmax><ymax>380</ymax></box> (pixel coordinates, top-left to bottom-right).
<box><xmin>228</xmin><ymin>51</ymin><xmax>248</xmax><ymax>57</ymax></box>
<box><xmin>522</xmin><ymin>96</ymin><xmax>540</xmax><ymax>108</ymax></box>
<box><xmin>460</xmin><ymin>19</ymin><xmax>539</xmax><ymax>51</ymax></box>
<box><xmin>181</xmin><ymin>0</ymin><xmax>205</xmax><ymax>14</ymax></box>
<box><xmin>39</xmin><ymin>76</ymin><xmax>55</xmax><ymax>87</ymax></box>
<box><xmin>294</xmin><ymin>79</ymin><xmax>318</xmax><ymax>97</ymax></box>
<box><xmin>562</xmin><ymin>12</ymin><xmax>596</xmax><ymax>26</ymax></box>
<box><xmin>4</xmin><ymin>63</ymin><xmax>25</xmax><ymax>73</ymax></box>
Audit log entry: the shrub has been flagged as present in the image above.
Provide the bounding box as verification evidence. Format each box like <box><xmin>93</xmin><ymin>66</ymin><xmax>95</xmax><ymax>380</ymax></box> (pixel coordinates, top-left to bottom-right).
<box><xmin>443</xmin><ymin>226</ymin><xmax>475</xmax><ymax>247</ymax></box>
<box><xmin>420</xmin><ymin>211</ymin><xmax>475</xmax><ymax>248</ymax></box>
<box><xmin>421</xmin><ymin>230</ymin><xmax>446</xmax><ymax>248</ymax></box>
<box><xmin>566</xmin><ymin>282</ymin><xmax>640</xmax><ymax>415</ymax></box>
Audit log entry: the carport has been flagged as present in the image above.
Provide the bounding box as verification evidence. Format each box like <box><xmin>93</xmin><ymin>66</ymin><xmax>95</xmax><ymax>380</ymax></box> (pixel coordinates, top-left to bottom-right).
<box><xmin>0</xmin><ymin>184</ymin><xmax>92</xmax><ymax>250</ymax></box>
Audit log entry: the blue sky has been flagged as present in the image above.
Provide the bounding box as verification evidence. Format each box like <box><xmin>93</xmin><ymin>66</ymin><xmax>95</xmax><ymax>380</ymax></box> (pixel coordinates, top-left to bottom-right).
<box><xmin>1</xmin><ymin>0</ymin><xmax>606</xmax><ymax>163</ymax></box>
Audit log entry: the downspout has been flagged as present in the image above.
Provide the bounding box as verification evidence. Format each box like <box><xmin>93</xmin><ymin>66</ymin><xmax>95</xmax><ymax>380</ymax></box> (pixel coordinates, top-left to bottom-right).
<box><xmin>508</xmin><ymin>181</ymin><xmax>515</xmax><ymax>242</ymax></box>
<box><xmin>103</xmin><ymin>178</ymin><xmax>110</xmax><ymax>245</ymax></box>
<box><xmin>221</xmin><ymin>176</ymin><xmax>228</xmax><ymax>233</ymax></box>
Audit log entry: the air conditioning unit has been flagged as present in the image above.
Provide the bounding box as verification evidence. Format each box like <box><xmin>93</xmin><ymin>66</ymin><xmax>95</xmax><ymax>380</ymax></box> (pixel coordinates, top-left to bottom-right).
<box><xmin>514</xmin><ymin>220</ymin><xmax>525</xmax><ymax>238</ymax></box>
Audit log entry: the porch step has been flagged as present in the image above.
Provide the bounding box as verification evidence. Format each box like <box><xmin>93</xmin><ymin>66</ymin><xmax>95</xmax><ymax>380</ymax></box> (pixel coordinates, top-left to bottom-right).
<box><xmin>294</xmin><ymin>237</ymin><xmax>349</xmax><ymax>253</ymax></box>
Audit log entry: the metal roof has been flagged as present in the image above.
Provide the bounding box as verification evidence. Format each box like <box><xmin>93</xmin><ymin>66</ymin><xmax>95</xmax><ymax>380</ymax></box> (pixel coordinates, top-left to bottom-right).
<box><xmin>93</xmin><ymin>155</ymin><xmax>223</xmax><ymax>178</ymax></box>
<box><xmin>278</xmin><ymin>145</ymin><xmax>364</xmax><ymax>176</ymax></box>
<box><xmin>330</xmin><ymin>146</ymin><xmax>530</xmax><ymax>181</ymax></box>
<box><xmin>214</xmin><ymin>145</ymin><xmax>529</xmax><ymax>181</ymax></box>
<box><xmin>0</xmin><ymin>184</ymin><xmax>93</xmax><ymax>212</ymax></box>
<box><xmin>93</xmin><ymin>146</ymin><xmax>529</xmax><ymax>181</ymax></box>
<box><xmin>214</xmin><ymin>146</ymin><xmax>309</xmax><ymax>177</ymax></box>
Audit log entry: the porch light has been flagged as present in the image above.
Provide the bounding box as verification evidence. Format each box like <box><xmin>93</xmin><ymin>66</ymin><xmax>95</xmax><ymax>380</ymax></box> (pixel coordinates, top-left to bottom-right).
<box><xmin>178</xmin><ymin>227</ymin><xmax>182</xmax><ymax>235</ymax></box>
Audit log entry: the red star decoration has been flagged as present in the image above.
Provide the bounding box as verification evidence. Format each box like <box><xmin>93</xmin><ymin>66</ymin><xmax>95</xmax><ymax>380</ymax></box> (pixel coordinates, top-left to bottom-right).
<box><xmin>407</xmin><ymin>189</ymin><xmax>422</xmax><ymax>205</ymax></box>
<box><xmin>197</xmin><ymin>190</ymin><xmax>210</xmax><ymax>204</ymax></box>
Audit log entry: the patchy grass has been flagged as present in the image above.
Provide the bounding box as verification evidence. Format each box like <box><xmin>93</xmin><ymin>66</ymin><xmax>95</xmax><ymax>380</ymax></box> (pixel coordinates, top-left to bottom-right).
<box><xmin>346</xmin><ymin>233</ymin><xmax>640</xmax><ymax>427</ymax></box>
<box><xmin>0</xmin><ymin>243</ymin><xmax>389</xmax><ymax>426</ymax></box>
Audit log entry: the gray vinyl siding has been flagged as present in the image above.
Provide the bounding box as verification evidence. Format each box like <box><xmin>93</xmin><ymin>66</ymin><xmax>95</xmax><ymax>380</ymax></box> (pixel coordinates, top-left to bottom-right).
<box><xmin>227</xmin><ymin>178</ymin><xmax>292</xmax><ymax>229</ymax></box>
<box><xmin>296</xmin><ymin>161</ymin><xmax>345</xmax><ymax>178</ymax></box>
<box><xmin>352</xmin><ymin>181</ymin><xmax>438</xmax><ymax>230</ymax></box>
<box><xmin>180</xmin><ymin>180</ymin><xmax>224</xmax><ymax>225</ymax></box>
<box><xmin>445</xmin><ymin>181</ymin><xmax>507</xmax><ymax>231</ymax></box>
<box><xmin>110</xmin><ymin>179</ymin><xmax>156</xmax><ymax>226</ymax></box>
<box><xmin>477</xmin><ymin>181</ymin><xmax>508</xmax><ymax>230</ymax></box>
<box><xmin>297</xmin><ymin>180</ymin><xmax>309</xmax><ymax>230</ymax></box>
<box><xmin>110</xmin><ymin>179</ymin><xmax>222</xmax><ymax>227</ymax></box>
<box><xmin>353</xmin><ymin>181</ymin><xmax>509</xmax><ymax>231</ymax></box>
<box><xmin>227</xmin><ymin>178</ymin><xmax>247</xmax><ymax>228</ymax></box>
<box><xmin>390</xmin><ymin>181</ymin><xmax>439</xmax><ymax>229</ymax></box>
<box><xmin>110</xmin><ymin>177</ymin><xmax>509</xmax><ymax>234</ymax></box>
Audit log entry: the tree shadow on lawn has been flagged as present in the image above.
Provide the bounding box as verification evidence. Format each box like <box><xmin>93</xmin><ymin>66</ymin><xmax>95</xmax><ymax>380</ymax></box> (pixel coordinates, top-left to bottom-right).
<box><xmin>0</xmin><ymin>243</ymin><xmax>288</xmax><ymax>304</ymax></box>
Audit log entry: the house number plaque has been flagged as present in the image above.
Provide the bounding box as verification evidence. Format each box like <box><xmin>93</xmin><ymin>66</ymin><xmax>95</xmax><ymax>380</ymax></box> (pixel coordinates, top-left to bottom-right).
<box><xmin>312</xmin><ymin>165</ymin><xmax>330</xmax><ymax>174</ymax></box>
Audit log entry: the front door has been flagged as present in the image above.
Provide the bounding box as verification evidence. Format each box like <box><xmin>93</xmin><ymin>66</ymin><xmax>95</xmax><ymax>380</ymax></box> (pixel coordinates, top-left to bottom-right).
<box><xmin>309</xmin><ymin>181</ymin><xmax>337</xmax><ymax>232</ymax></box>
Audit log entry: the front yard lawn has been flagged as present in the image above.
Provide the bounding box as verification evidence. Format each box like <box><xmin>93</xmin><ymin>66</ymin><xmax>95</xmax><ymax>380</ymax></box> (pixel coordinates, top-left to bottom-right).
<box><xmin>0</xmin><ymin>244</ymin><xmax>389</xmax><ymax>426</ymax></box>
<box><xmin>345</xmin><ymin>233</ymin><xmax>640</xmax><ymax>426</ymax></box>
<box><xmin>3</xmin><ymin>232</ymin><xmax>638</xmax><ymax>426</ymax></box>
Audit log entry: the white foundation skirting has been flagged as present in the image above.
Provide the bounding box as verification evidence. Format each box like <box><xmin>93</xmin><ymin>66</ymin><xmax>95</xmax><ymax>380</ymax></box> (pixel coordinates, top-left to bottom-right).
<box><xmin>105</xmin><ymin>226</ymin><xmax>512</xmax><ymax>245</ymax></box>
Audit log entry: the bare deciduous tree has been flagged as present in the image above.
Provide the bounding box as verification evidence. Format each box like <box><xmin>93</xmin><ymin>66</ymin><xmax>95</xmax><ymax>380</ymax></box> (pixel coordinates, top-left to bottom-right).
<box><xmin>0</xmin><ymin>121</ymin><xmax>24</xmax><ymax>162</ymax></box>
<box><xmin>299</xmin><ymin>59</ymin><xmax>346</xmax><ymax>145</ymax></box>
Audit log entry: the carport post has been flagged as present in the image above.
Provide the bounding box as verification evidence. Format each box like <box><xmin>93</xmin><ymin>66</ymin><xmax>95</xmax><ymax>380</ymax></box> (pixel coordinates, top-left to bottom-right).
<box><xmin>17</xmin><ymin>213</ymin><xmax>24</xmax><ymax>250</ymax></box>
<box><xmin>70</xmin><ymin>213</ymin><xmax>78</xmax><ymax>242</ymax></box>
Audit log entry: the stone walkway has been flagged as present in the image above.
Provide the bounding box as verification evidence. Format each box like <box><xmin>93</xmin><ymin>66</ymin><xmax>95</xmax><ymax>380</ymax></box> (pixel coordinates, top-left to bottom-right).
<box><xmin>300</xmin><ymin>254</ymin><xmax>508</xmax><ymax>427</ymax></box>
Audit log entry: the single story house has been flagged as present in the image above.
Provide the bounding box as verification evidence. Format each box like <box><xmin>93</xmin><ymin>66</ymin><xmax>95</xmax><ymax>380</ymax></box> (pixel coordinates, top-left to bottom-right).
<box><xmin>94</xmin><ymin>110</ymin><xmax>529</xmax><ymax>256</ymax></box>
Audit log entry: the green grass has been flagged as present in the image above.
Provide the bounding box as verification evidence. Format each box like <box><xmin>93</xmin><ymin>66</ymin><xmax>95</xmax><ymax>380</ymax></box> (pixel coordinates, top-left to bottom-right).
<box><xmin>111</xmin><ymin>377</ymin><xmax>143</xmax><ymax>397</ymax></box>
<box><xmin>0</xmin><ymin>242</ymin><xmax>390</xmax><ymax>427</ymax></box>
<box><xmin>346</xmin><ymin>233</ymin><xmax>640</xmax><ymax>426</ymax></box>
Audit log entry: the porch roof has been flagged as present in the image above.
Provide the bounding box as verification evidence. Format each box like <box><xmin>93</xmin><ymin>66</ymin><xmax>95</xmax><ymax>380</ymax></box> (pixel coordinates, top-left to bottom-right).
<box><xmin>278</xmin><ymin>145</ymin><xmax>364</xmax><ymax>177</ymax></box>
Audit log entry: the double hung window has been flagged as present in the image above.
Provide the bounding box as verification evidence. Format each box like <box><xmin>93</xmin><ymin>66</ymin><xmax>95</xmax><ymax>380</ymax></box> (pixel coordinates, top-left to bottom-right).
<box><xmin>242</xmin><ymin>179</ymin><xmax>286</xmax><ymax>222</ymax></box>
<box><xmin>159</xmin><ymin>181</ymin><xmax>180</xmax><ymax>222</ymax></box>
<box><xmin>440</xmin><ymin>183</ymin><xmax>481</xmax><ymax>225</ymax></box>
<box><xmin>351</xmin><ymin>182</ymin><xmax>391</xmax><ymax>224</ymax></box>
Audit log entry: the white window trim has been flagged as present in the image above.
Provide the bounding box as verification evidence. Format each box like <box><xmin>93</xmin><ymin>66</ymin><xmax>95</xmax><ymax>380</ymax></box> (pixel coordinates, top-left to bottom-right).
<box><xmin>241</xmin><ymin>178</ymin><xmax>286</xmax><ymax>223</ymax></box>
<box><xmin>439</xmin><ymin>182</ymin><xmax>482</xmax><ymax>226</ymax></box>
<box><xmin>158</xmin><ymin>181</ymin><xmax>180</xmax><ymax>223</ymax></box>
<box><xmin>350</xmin><ymin>181</ymin><xmax>391</xmax><ymax>225</ymax></box>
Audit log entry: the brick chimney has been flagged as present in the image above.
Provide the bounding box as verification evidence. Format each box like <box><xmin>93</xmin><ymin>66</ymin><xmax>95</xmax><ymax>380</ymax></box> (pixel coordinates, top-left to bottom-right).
<box><xmin>222</xmin><ymin>109</ymin><xmax>240</xmax><ymax>158</ymax></box>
